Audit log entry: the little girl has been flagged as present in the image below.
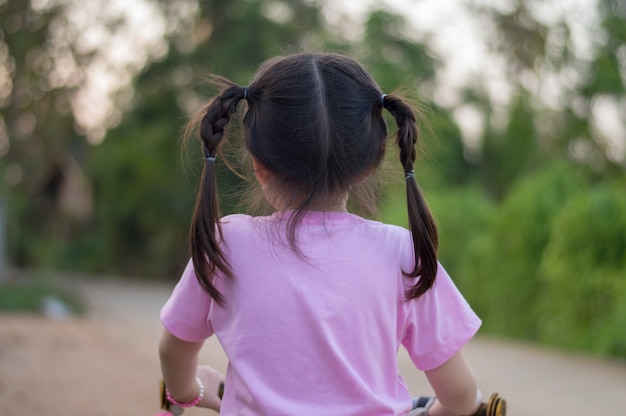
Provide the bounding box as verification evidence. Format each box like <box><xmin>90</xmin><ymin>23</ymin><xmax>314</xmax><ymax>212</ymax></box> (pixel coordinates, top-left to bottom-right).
<box><xmin>159</xmin><ymin>53</ymin><xmax>495</xmax><ymax>415</ymax></box>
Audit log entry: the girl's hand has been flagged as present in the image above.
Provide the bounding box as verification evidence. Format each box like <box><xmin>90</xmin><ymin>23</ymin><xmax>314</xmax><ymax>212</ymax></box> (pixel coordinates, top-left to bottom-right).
<box><xmin>196</xmin><ymin>365</ymin><xmax>224</xmax><ymax>412</ymax></box>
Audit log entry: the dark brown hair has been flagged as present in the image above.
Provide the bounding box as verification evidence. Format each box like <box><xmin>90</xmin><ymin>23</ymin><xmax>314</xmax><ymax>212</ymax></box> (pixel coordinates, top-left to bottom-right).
<box><xmin>187</xmin><ymin>53</ymin><xmax>438</xmax><ymax>304</ymax></box>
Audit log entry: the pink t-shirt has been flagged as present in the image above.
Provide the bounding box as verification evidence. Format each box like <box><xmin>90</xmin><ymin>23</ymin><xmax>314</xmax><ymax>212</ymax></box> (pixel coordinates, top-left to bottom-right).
<box><xmin>161</xmin><ymin>211</ymin><xmax>481</xmax><ymax>415</ymax></box>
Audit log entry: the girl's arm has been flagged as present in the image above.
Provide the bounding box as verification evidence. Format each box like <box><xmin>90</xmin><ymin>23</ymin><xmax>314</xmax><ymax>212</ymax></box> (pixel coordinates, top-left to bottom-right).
<box><xmin>424</xmin><ymin>351</ymin><xmax>480</xmax><ymax>416</ymax></box>
<box><xmin>159</xmin><ymin>329</ymin><xmax>223</xmax><ymax>411</ymax></box>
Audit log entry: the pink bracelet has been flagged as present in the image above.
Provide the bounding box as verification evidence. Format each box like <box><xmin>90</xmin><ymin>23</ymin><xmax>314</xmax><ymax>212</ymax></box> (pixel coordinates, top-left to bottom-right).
<box><xmin>165</xmin><ymin>377</ymin><xmax>205</xmax><ymax>408</ymax></box>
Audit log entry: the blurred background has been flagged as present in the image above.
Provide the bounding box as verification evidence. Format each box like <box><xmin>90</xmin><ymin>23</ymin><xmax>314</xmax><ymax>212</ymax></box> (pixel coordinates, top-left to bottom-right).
<box><xmin>1</xmin><ymin>0</ymin><xmax>625</xmax><ymax>361</ymax></box>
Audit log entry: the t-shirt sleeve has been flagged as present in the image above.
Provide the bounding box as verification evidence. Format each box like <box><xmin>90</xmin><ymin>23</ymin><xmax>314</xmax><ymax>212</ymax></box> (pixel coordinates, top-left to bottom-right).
<box><xmin>160</xmin><ymin>259</ymin><xmax>214</xmax><ymax>342</ymax></box>
<box><xmin>401</xmin><ymin>262</ymin><xmax>481</xmax><ymax>371</ymax></box>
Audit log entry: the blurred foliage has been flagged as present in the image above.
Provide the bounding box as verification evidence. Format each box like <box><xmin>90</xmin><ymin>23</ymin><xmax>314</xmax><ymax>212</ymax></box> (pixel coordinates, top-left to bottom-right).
<box><xmin>469</xmin><ymin>0</ymin><xmax>626</xmax><ymax>181</ymax></box>
<box><xmin>457</xmin><ymin>161</ymin><xmax>588</xmax><ymax>337</ymax></box>
<box><xmin>0</xmin><ymin>0</ymin><xmax>87</xmax><ymax>267</ymax></box>
<box><xmin>539</xmin><ymin>183</ymin><xmax>626</xmax><ymax>356</ymax></box>
<box><xmin>480</xmin><ymin>91</ymin><xmax>538</xmax><ymax>199</ymax></box>
<box><xmin>358</xmin><ymin>9</ymin><xmax>437</xmax><ymax>91</ymax></box>
<box><xmin>0</xmin><ymin>274</ymin><xmax>85</xmax><ymax>314</ymax></box>
<box><xmin>1</xmin><ymin>0</ymin><xmax>625</xmax><ymax>358</ymax></box>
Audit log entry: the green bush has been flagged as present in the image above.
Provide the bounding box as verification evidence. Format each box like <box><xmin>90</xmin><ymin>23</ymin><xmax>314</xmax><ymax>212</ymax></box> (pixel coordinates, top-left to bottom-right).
<box><xmin>538</xmin><ymin>183</ymin><xmax>626</xmax><ymax>356</ymax></box>
<box><xmin>460</xmin><ymin>161</ymin><xmax>587</xmax><ymax>337</ymax></box>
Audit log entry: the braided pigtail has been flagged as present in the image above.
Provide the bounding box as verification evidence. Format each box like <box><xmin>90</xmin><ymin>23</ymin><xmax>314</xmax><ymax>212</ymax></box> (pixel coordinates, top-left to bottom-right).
<box><xmin>189</xmin><ymin>80</ymin><xmax>247</xmax><ymax>305</ymax></box>
<box><xmin>382</xmin><ymin>94</ymin><xmax>439</xmax><ymax>299</ymax></box>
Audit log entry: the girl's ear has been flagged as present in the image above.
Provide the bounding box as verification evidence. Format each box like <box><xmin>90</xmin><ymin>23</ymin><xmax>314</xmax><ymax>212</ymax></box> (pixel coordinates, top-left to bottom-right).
<box><xmin>252</xmin><ymin>158</ymin><xmax>271</xmax><ymax>186</ymax></box>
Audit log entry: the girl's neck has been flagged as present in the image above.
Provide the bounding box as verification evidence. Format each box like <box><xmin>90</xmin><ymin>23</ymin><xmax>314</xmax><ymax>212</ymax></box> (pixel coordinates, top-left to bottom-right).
<box><xmin>270</xmin><ymin>192</ymin><xmax>349</xmax><ymax>213</ymax></box>
<box><xmin>303</xmin><ymin>200</ymin><xmax>348</xmax><ymax>213</ymax></box>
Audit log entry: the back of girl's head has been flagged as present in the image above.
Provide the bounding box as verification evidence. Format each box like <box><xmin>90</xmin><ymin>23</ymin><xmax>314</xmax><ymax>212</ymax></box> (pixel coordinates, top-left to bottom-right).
<box><xmin>188</xmin><ymin>52</ymin><xmax>438</xmax><ymax>305</ymax></box>
<box><xmin>243</xmin><ymin>53</ymin><xmax>387</xmax><ymax>208</ymax></box>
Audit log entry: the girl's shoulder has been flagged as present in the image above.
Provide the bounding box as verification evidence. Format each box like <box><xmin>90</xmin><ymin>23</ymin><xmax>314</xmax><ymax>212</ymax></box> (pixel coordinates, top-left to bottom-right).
<box><xmin>357</xmin><ymin>220</ymin><xmax>414</xmax><ymax>267</ymax></box>
<box><xmin>359</xmin><ymin>218</ymin><xmax>412</xmax><ymax>240</ymax></box>
<box><xmin>375</xmin><ymin>220</ymin><xmax>411</xmax><ymax>236</ymax></box>
<box><xmin>219</xmin><ymin>213</ymin><xmax>279</xmax><ymax>238</ymax></box>
<box><xmin>220</xmin><ymin>213</ymin><xmax>256</xmax><ymax>236</ymax></box>
<box><xmin>221</xmin><ymin>213</ymin><xmax>254</xmax><ymax>225</ymax></box>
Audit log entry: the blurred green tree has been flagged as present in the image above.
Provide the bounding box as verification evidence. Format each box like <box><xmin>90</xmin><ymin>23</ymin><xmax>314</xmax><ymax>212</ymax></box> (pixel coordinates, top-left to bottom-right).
<box><xmin>480</xmin><ymin>90</ymin><xmax>538</xmax><ymax>199</ymax></box>
<box><xmin>0</xmin><ymin>0</ymin><xmax>91</xmax><ymax>267</ymax></box>
<box><xmin>468</xmin><ymin>0</ymin><xmax>626</xmax><ymax>193</ymax></box>
<box><xmin>0</xmin><ymin>0</ymin><xmax>174</xmax><ymax>271</ymax></box>
<box><xmin>358</xmin><ymin>9</ymin><xmax>436</xmax><ymax>91</ymax></box>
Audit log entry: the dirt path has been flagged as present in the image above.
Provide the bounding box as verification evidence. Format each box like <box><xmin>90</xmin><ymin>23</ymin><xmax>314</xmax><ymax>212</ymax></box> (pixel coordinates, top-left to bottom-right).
<box><xmin>0</xmin><ymin>278</ymin><xmax>624</xmax><ymax>415</ymax></box>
